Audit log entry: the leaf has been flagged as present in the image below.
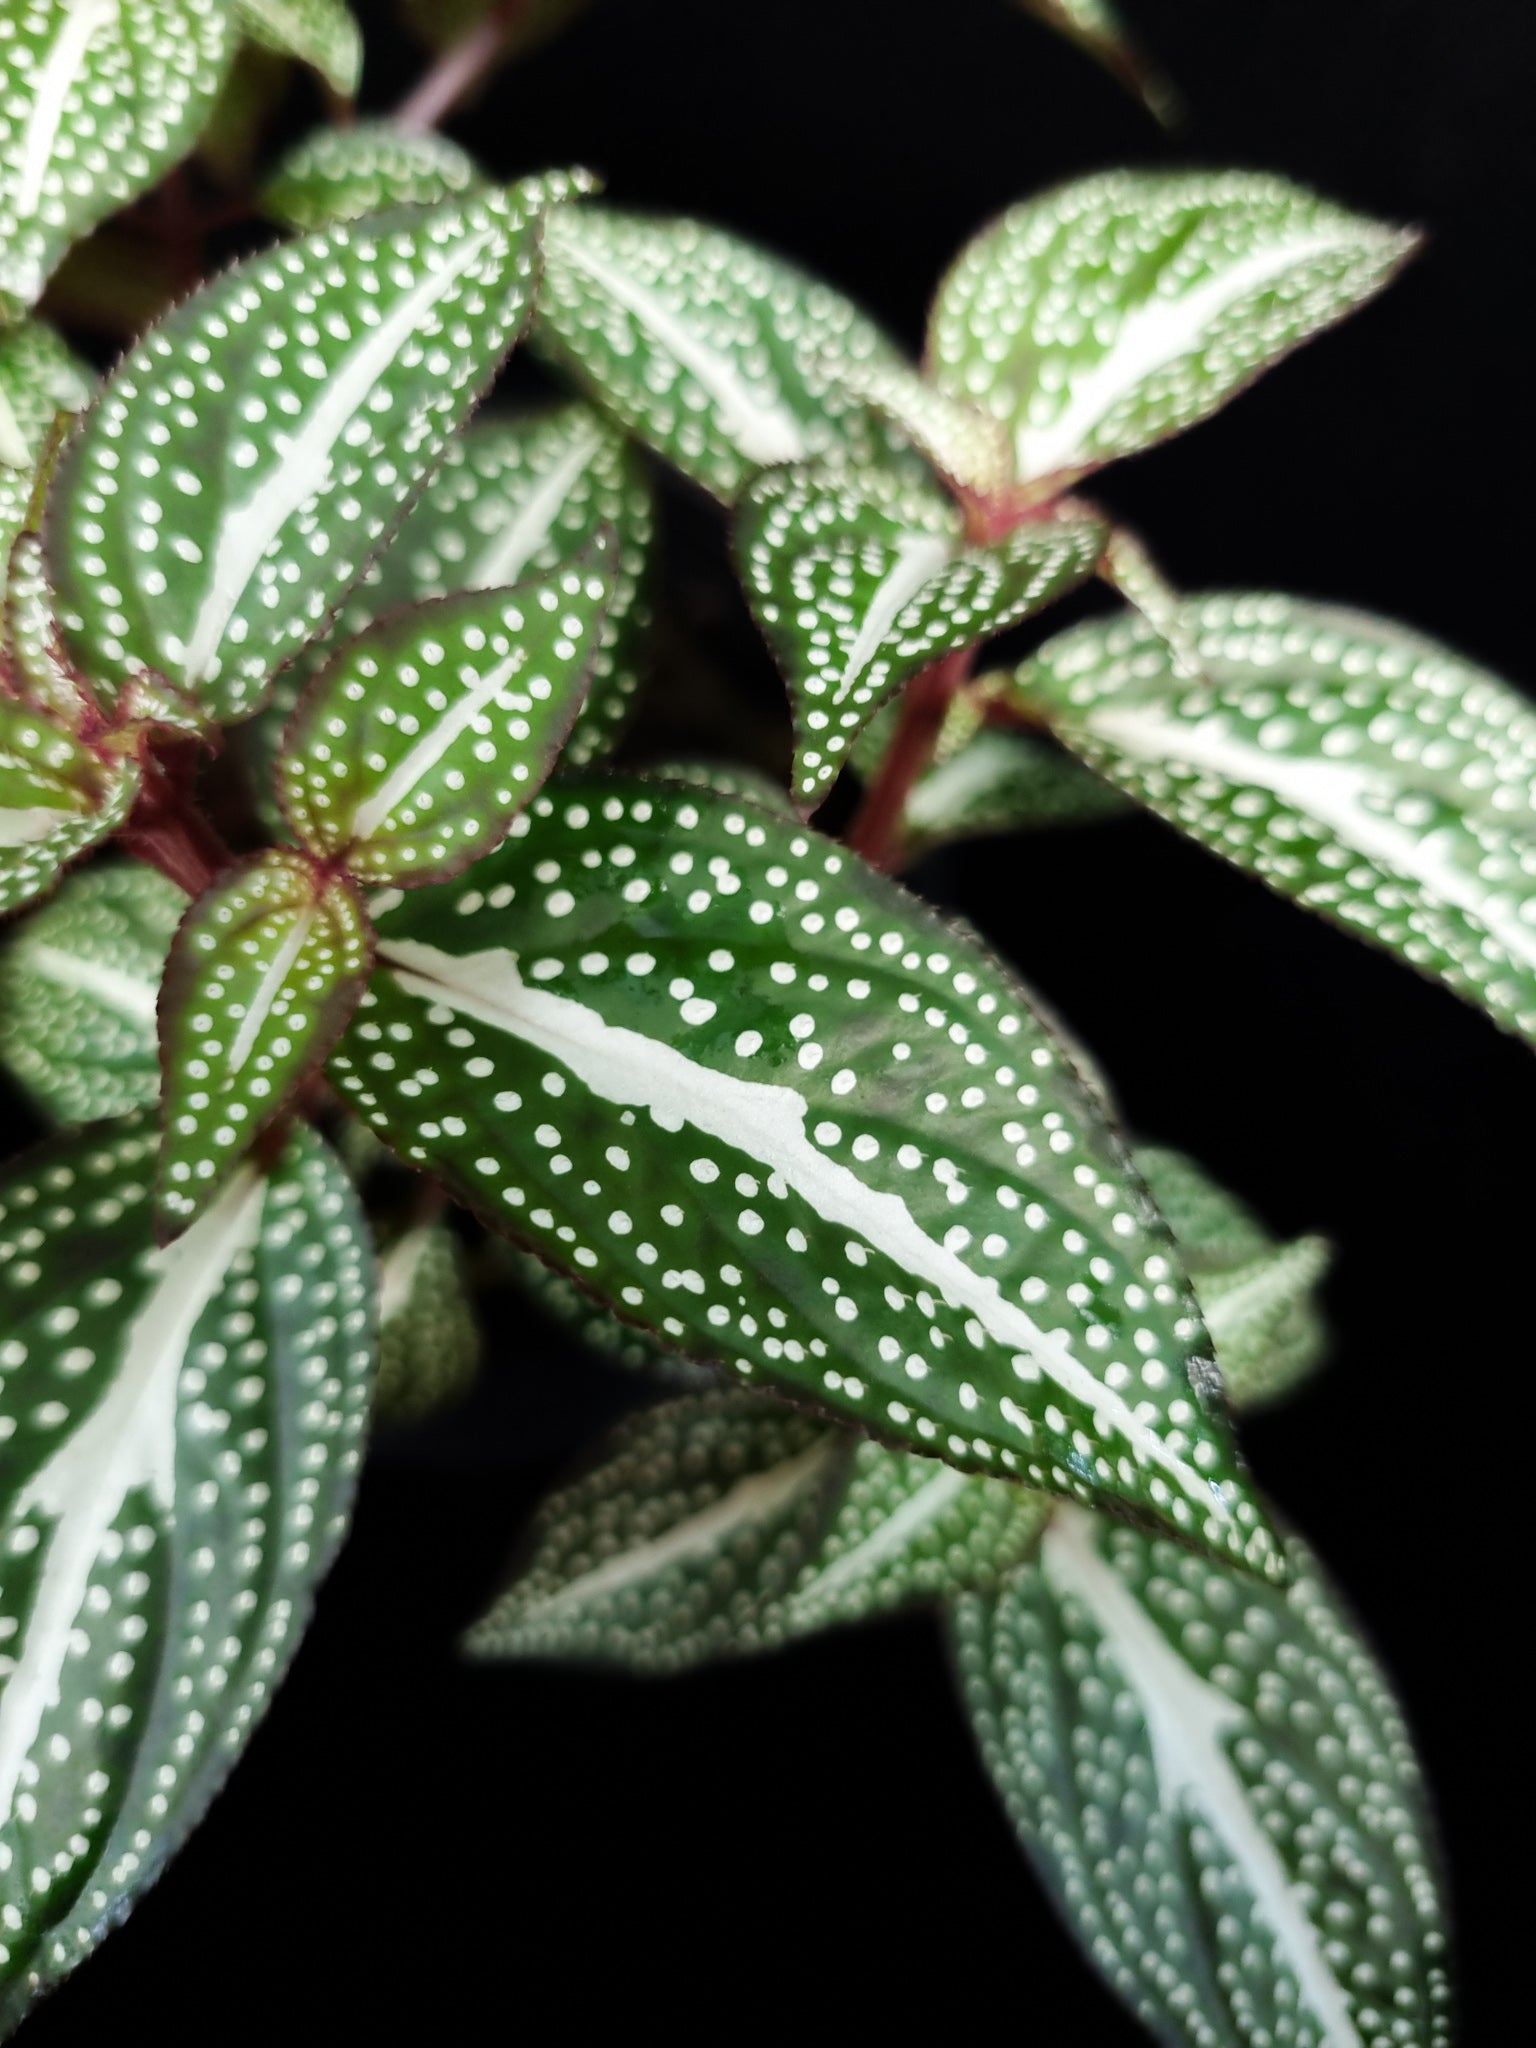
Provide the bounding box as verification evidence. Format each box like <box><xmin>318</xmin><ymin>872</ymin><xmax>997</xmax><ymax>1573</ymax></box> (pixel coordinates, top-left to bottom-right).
<box><xmin>375</xmin><ymin>1221</ymin><xmax>479</xmax><ymax>1421</ymax></box>
<box><xmin>157</xmin><ymin>850</ymin><xmax>372</xmax><ymax>1232</ymax></box>
<box><xmin>1015</xmin><ymin>0</ymin><xmax>1181</xmax><ymax>126</ymax></box>
<box><xmin>1015</xmin><ymin>594</ymin><xmax>1536</xmax><ymax>1046</ymax></box>
<box><xmin>489</xmin><ymin>1237</ymin><xmax>718</xmax><ymax>1390</ymax></box>
<box><xmin>277</xmin><ymin>553</ymin><xmax>613</xmax><ymax>885</ymax></box>
<box><xmin>534</xmin><ymin>204</ymin><xmax>922</xmax><ymax>504</ymax></box>
<box><xmin>927</xmin><ymin>172</ymin><xmax>1416</xmax><ymax>492</ymax></box>
<box><xmin>46</xmin><ymin>179</ymin><xmax>577</xmax><ymax>726</ymax></box>
<box><xmin>0</xmin><ymin>1115</ymin><xmax>374</xmax><ymax>2027</ymax></box>
<box><xmin>736</xmin><ymin>465</ymin><xmax>1104</xmax><ymax>809</ymax></box>
<box><xmin>233</xmin><ymin>0</ymin><xmax>362</xmax><ymax>95</ymax></box>
<box><xmin>0</xmin><ymin>700</ymin><xmax>138</xmax><ymax>923</ymax></box>
<box><xmin>949</xmin><ymin>1507</ymin><xmax>1453</xmax><ymax>2048</ymax></box>
<box><xmin>0</xmin><ymin>860</ymin><xmax>183</xmax><ymax>1123</ymax></box>
<box><xmin>0</xmin><ymin>0</ymin><xmax>234</xmax><ymax>319</ymax></box>
<box><xmin>0</xmin><ymin>323</ymin><xmax>93</xmax><ymax>608</ymax></box>
<box><xmin>902</xmin><ymin>725</ymin><xmax>1136</xmax><ymax>855</ymax></box>
<box><xmin>329</xmin><ymin>773</ymin><xmax>1281</xmax><ymax>1573</ymax></box>
<box><xmin>836</xmin><ymin>356</ymin><xmax>1015</xmax><ymax>498</ymax></box>
<box><xmin>260</xmin><ymin>121</ymin><xmax>483</xmax><ymax>233</ymax></box>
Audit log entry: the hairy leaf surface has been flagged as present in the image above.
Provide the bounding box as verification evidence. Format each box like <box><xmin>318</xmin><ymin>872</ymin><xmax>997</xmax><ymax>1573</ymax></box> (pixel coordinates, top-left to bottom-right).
<box><xmin>233</xmin><ymin>0</ymin><xmax>362</xmax><ymax>94</ymax></box>
<box><xmin>260</xmin><ymin>121</ymin><xmax>481</xmax><ymax>231</ymax></box>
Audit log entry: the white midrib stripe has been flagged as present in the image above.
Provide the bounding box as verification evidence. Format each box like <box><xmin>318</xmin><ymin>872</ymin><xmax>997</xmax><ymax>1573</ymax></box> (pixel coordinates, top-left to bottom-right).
<box><xmin>13</xmin><ymin>0</ymin><xmax>119</xmax><ymax>219</ymax></box>
<box><xmin>549</xmin><ymin>226</ymin><xmax>807</xmax><ymax>467</ymax></box>
<box><xmin>181</xmin><ymin>223</ymin><xmax>501</xmax><ymax>688</ymax></box>
<box><xmin>0</xmin><ymin>1169</ymin><xmax>267</xmax><ymax>1825</ymax></box>
<box><xmin>27</xmin><ymin>941</ymin><xmax>159</xmax><ymax>1025</ymax></box>
<box><xmin>1016</xmin><ymin>230</ymin><xmax>1378</xmax><ymax>479</ymax></box>
<box><xmin>1041</xmin><ymin>1508</ymin><xmax>1361</xmax><ymax>2047</ymax></box>
<box><xmin>788</xmin><ymin>1466</ymin><xmax>969</xmax><ymax>1611</ymax></box>
<box><xmin>349</xmin><ymin>653</ymin><xmax>519</xmax><ymax>844</ymax></box>
<box><xmin>0</xmin><ymin>803</ymin><xmax>76</xmax><ymax>847</ymax></box>
<box><xmin>837</xmin><ymin>534</ymin><xmax>952</xmax><ymax>698</ymax></box>
<box><xmin>524</xmin><ymin>1441</ymin><xmax>833</xmax><ymax>1618</ymax></box>
<box><xmin>379</xmin><ymin>937</ymin><xmax>1215</xmax><ymax>1510</ymax></box>
<box><xmin>226</xmin><ymin>904</ymin><xmax>315</xmax><ymax>1075</ymax></box>
<box><xmin>904</xmin><ymin>738</ymin><xmax>1013</xmax><ymax>832</ymax></box>
<box><xmin>1085</xmin><ymin>700</ymin><xmax>1536</xmax><ymax>974</ymax></box>
<box><xmin>468</xmin><ymin>421</ymin><xmax>607</xmax><ymax>590</ymax></box>
<box><xmin>377</xmin><ymin>1223</ymin><xmax>433</xmax><ymax>1325</ymax></box>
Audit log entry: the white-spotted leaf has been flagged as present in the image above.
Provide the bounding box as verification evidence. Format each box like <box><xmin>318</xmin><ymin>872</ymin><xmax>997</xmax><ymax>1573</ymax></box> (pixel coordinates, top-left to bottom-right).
<box><xmin>490</xmin><ymin>1236</ymin><xmax>717</xmax><ymax>1390</ymax></box>
<box><xmin>260</xmin><ymin>121</ymin><xmax>482</xmax><ymax>232</ymax></box>
<box><xmin>328</xmin><ymin>774</ymin><xmax>1281</xmax><ymax>1573</ymax></box>
<box><xmin>0</xmin><ymin>1115</ymin><xmax>374</xmax><ymax>2027</ymax></box>
<box><xmin>0</xmin><ymin>322</ymin><xmax>93</xmax><ymax>608</ymax></box>
<box><xmin>157</xmin><ymin>850</ymin><xmax>372</xmax><ymax>1232</ymax></box>
<box><xmin>0</xmin><ymin>860</ymin><xmax>183</xmax><ymax>1122</ymax></box>
<box><xmin>0</xmin><ymin>699</ymin><xmax>138</xmax><ymax>922</ymax></box>
<box><xmin>1015</xmin><ymin>595</ymin><xmax>1536</xmax><ymax>1045</ymax></box>
<box><xmin>927</xmin><ymin>172</ymin><xmax>1415</xmax><ymax>491</ymax></box>
<box><xmin>375</xmin><ymin>1221</ymin><xmax>479</xmax><ymax>1422</ymax></box>
<box><xmin>950</xmin><ymin>1508</ymin><xmax>1452</xmax><ymax>2048</ymax></box>
<box><xmin>233</xmin><ymin>0</ymin><xmax>362</xmax><ymax>94</ymax></box>
<box><xmin>737</xmin><ymin>465</ymin><xmax>1104</xmax><ymax>808</ymax></box>
<box><xmin>278</xmin><ymin>552</ymin><xmax>613</xmax><ymax>884</ymax></box>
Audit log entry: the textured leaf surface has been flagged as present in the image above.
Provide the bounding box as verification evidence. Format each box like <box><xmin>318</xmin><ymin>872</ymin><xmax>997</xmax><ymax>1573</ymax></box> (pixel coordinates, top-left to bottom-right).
<box><xmin>260</xmin><ymin>121</ymin><xmax>481</xmax><ymax>231</ymax></box>
<box><xmin>950</xmin><ymin>1508</ymin><xmax>1451</xmax><ymax>2048</ymax></box>
<box><xmin>1017</xmin><ymin>595</ymin><xmax>1536</xmax><ymax>1044</ymax></box>
<box><xmin>0</xmin><ymin>1117</ymin><xmax>373</xmax><ymax>2025</ymax></box>
<box><xmin>927</xmin><ymin>172</ymin><xmax>1414</xmax><ymax>489</ymax></box>
<box><xmin>901</xmin><ymin>725</ymin><xmax>1135</xmax><ymax>854</ymax></box>
<box><xmin>233</xmin><ymin>0</ymin><xmax>361</xmax><ymax>93</ymax></box>
<box><xmin>330</xmin><ymin>774</ymin><xmax>1279</xmax><ymax>1571</ymax></box>
<box><xmin>534</xmin><ymin>205</ymin><xmax>919</xmax><ymax>503</ymax></box>
<box><xmin>0</xmin><ymin>861</ymin><xmax>182</xmax><ymax>1122</ymax></box>
<box><xmin>279</xmin><ymin>556</ymin><xmax>611</xmax><ymax>884</ymax></box>
<box><xmin>47</xmin><ymin>181</ymin><xmax>565</xmax><ymax>724</ymax></box>
<box><xmin>0</xmin><ymin>323</ymin><xmax>93</xmax><ymax>606</ymax></box>
<box><xmin>375</xmin><ymin>1221</ymin><xmax>479</xmax><ymax>1421</ymax></box>
<box><xmin>737</xmin><ymin>465</ymin><xmax>1104</xmax><ymax>807</ymax></box>
<box><xmin>0</xmin><ymin>0</ymin><xmax>233</xmax><ymax>316</ymax></box>
<box><xmin>157</xmin><ymin>851</ymin><xmax>371</xmax><ymax>1230</ymax></box>
<box><xmin>0</xmin><ymin>700</ymin><xmax>138</xmax><ymax>922</ymax></box>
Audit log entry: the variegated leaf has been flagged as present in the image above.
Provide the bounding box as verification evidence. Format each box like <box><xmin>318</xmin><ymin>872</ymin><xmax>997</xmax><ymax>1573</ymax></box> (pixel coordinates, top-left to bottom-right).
<box><xmin>329</xmin><ymin>774</ymin><xmax>1281</xmax><ymax>1573</ymax></box>
<box><xmin>901</xmin><ymin>725</ymin><xmax>1135</xmax><ymax>856</ymax></box>
<box><xmin>534</xmin><ymin>204</ymin><xmax>922</xmax><ymax>504</ymax></box>
<box><xmin>0</xmin><ymin>860</ymin><xmax>183</xmax><ymax>1123</ymax></box>
<box><xmin>4</xmin><ymin>534</ymin><xmax>94</xmax><ymax>731</ymax></box>
<box><xmin>233</xmin><ymin>0</ymin><xmax>362</xmax><ymax>94</ymax></box>
<box><xmin>0</xmin><ymin>0</ymin><xmax>233</xmax><ymax>318</ymax></box>
<box><xmin>278</xmin><ymin>555</ymin><xmax>612</xmax><ymax>884</ymax></box>
<box><xmin>0</xmin><ymin>1115</ymin><xmax>374</xmax><ymax>2027</ymax></box>
<box><xmin>736</xmin><ymin>465</ymin><xmax>1104</xmax><ymax>809</ymax></box>
<box><xmin>260</xmin><ymin>121</ymin><xmax>482</xmax><ymax>232</ymax></box>
<box><xmin>0</xmin><ymin>323</ymin><xmax>93</xmax><ymax>609</ymax></box>
<box><xmin>375</xmin><ymin>1220</ymin><xmax>479</xmax><ymax>1421</ymax></box>
<box><xmin>490</xmin><ymin>1237</ymin><xmax>717</xmax><ymax>1389</ymax></box>
<box><xmin>837</xmin><ymin>356</ymin><xmax>1014</xmax><ymax>498</ymax></box>
<box><xmin>157</xmin><ymin>850</ymin><xmax>372</xmax><ymax>1232</ymax></box>
<box><xmin>1016</xmin><ymin>595</ymin><xmax>1536</xmax><ymax>1045</ymax></box>
<box><xmin>927</xmin><ymin>172</ymin><xmax>1415</xmax><ymax>492</ymax></box>
<box><xmin>1015</xmin><ymin>0</ymin><xmax>1179</xmax><ymax>124</ymax></box>
<box><xmin>0</xmin><ymin>699</ymin><xmax>138</xmax><ymax>922</ymax></box>
<box><xmin>46</xmin><ymin>180</ymin><xmax>575</xmax><ymax>726</ymax></box>
<box><xmin>949</xmin><ymin>1508</ymin><xmax>1452</xmax><ymax>2048</ymax></box>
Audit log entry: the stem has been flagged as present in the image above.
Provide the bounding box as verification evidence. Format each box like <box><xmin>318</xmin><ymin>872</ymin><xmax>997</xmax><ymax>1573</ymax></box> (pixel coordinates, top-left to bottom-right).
<box><xmin>118</xmin><ymin>747</ymin><xmax>233</xmax><ymax>898</ymax></box>
<box><xmin>845</xmin><ymin>652</ymin><xmax>970</xmax><ymax>872</ymax></box>
<box><xmin>395</xmin><ymin>0</ymin><xmax>528</xmax><ymax>132</ymax></box>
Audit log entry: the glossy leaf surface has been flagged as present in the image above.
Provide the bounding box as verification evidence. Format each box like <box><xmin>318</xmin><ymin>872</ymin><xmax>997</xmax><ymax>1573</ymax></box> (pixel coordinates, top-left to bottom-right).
<box><xmin>0</xmin><ymin>323</ymin><xmax>93</xmax><ymax>606</ymax></box>
<box><xmin>928</xmin><ymin>172</ymin><xmax>1414</xmax><ymax>490</ymax></box>
<box><xmin>260</xmin><ymin>121</ymin><xmax>481</xmax><ymax>231</ymax></box>
<box><xmin>0</xmin><ymin>701</ymin><xmax>137</xmax><ymax>922</ymax></box>
<box><xmin>375</xmin><ymin>1221</ymin><xmax>479</xmax><ymax>1422</ymax></box>
<box><xmin>1017</xmin><ymin>595</ymin><xmax>1536</xmax><ymax>1045</ymax></box>
<box><xmin>157</xmin><ymin>851</ymin><xmax>371</xmax><ymax>1231</ymax></box>
<box><xmin>233</xmin><ymin>0</ymin><xmax>362</xmax><ymax>94</ymax></box>
<box><xmin>330</xmin><ymin>774</ymin><xmax>1279</xmax><ymax>1571</ymax></box>
<box><xmin>0</xmin><ymin>1117</ymin><xmax>374</xmax><ymax>2027</ymax></box>
<box><xmin>950</xmin><ymin>1508</ymin><xmax>1452</xmax><ymax>2048</ymax></box>
<box><xmin>0</xmin><ymin>861</ymin><xmax>182</xmax><ymax>1122</ymax></box>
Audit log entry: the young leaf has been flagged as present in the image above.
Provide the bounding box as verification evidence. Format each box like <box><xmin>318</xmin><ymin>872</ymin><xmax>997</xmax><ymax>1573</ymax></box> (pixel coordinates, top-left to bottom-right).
<box><xmin>1015</xmin><ymin>595</ymin><xmax>1536</xmax><ymax>1046</ymax></box>
<box><xmin>0</xmin><ymin>322</ymin><xmax>93</xmax><ymax>605</ymax></box>
<box><xmin>1015</xmin><ymin>0</ymin><xmax>1180</xmax><ymax>125</ymax></box>
<box><xmin>157</xmin><ymin>850</ymin><xmax>372</xmax><ymax>1232</ymax></box>
<box><xmin>0</xmin><ymin>1115</ymin><xmax>374</xmax><ymax>2027</ymax></box>
<box><xmin>736</xmin><ymin>465</ymin><xmax>1104</xmax><ymax>809</ymax></box>
<box><xmin>260</xmin><ymin>121</ymin><xmax>482</xmax><ymax>233</ymax></box>
<box><xmin>927</xmin><ymin>172</ymin><xmax>1416</xmax><ymax>492</ymax></box>
<box><xmin>901</xmin><ymin>725</ymin><xmax>1135</xmax><ymax>856</ymax></box>
<box><xmin>233</xmin><ymin>0</ymin><xmax>362</xmax><ymax>96</ymax></box>
<box><xmin>375</xmin><ymin>1221</ymin><xmax>480</xmax><ymax>1421</ymax></box>
<box><xmin>47</xmin><ymin>179</ymin><xmax>573</xmax><ymax>725</ymax></box>
<box><xmin>278</xmin><ymin>554</ymin><xmax>612</xmax><ymax>884</ymax></box>
<box><xmin>0</xmin><ymin>0</ymin><xmax>234</xmax><ymax>319</ymax></box>
<box><xmin>949</xmin><ymin>1508</ymin><xmax>1452</xmax><ymax>2048</ymax></box>
<box><xmin>0</xmin><ymin>699</ymin><xmax>138</xmax><ymax>922</ymax></box>
<box><xmin>329</xmin><ymin>774</ymin><xmax>1281</xmax><ymax>1573</ymax></box>
<box><xmin>0</xmin><ymin>860</ymin><xmax>183</xmax><ymax>1123</ymax></box>
<box><xmin>534</xmin><ymin>204</ymin><xmax>922</xmax><ymax>504</ymax></box>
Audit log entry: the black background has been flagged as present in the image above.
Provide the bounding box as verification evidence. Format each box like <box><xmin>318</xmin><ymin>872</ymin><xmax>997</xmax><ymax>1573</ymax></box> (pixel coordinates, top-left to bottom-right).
<box><xmin>14</xmin><ymin>0</ymin><xmax>1534</xmax><ymax>2039</ymax></box>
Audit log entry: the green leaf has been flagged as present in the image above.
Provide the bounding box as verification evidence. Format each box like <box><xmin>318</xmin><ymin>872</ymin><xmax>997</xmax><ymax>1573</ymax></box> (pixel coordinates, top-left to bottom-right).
<box><xmin>901</xmin><ymin>724</ymin><xmax>1136</xmax><ymax>855</ymax></box>
<box><xmin>234</xmin><ymin>0</ymin><xmax>362</xmax><ymax>95</ymax></box>
<box><xmin>260</xmin><ymin>121</ymin><xmax>482</xmax><ymax>233</ymax></box>
<box><xmin>0</xmin><ymin>860</ymin><xmax>183</xmax><ymax>1123</ymax></box>
<box><xmin>490</xmin><ymin>1237</ymin><xmax>717</xmax><ymax>1389</ymax></box>
<box><xmin>329</xmin><ymin>774</ymin><xmax>1281</xmax><ymax>1574</ymax></box>
<box><xmin>927</xmin><ymin>172</ymin><xmax>1415</xmax><ymax>491</ymax></box>
<box><xmin>157</xmin><ymin>850</ymin><xmax>372</xmax><ymax>1232</ymax></box>
<box><xmin>534</xmin><ymin>204</ymin><xmax>922</xmax><ymax>504</ymax></box>
<box><xmin>736</xmin><ymin>465</ymin><xmax>1104</xmax><ymax>809</ymax></box>
<box><xmin>1</xmin><ymin>323</ymin><xmax>93</xmax><ymax>608</ymax></box>
<box><xmin>0</xmin><ymin>700</ymin><xmax>138</xmax><ymax>923</ymax></box>
<box><xmin>1015</xmin><ymin>0</ymin><xmax>1180</xmax><ymax>125</ymax></box>
<box><xmin>0</xmin><ymin>1115</ymin><xmax>374</xmax><ymax>2026</ymax></box>
<box><xmin>375</xmin><ymin>1221</ymin><xmax>480</xmax><ymax>1421</ymax></box>
<box><xmin>0</xmin><ymin>0</ymin><xmax>234</xmax><ymax>319</ymax></box>
<box><xmin>46</xmin><ymin>179</ymin><xmax>575</xmax><ymax>726</ymax></box>
<box><xmin>1015</xmin><ymin>595</ymin><xmax>1536</xmax><ymax>1046</ymax></box>
<box><xmin>278</xmin><ymin>554</ymin><xmax>613</xmax><ymax>885</ymax></box>
<box><xmin>949</xmin><ymin>1508</ymin><xmax>1452</xmax><ymax>2048</ymax></box>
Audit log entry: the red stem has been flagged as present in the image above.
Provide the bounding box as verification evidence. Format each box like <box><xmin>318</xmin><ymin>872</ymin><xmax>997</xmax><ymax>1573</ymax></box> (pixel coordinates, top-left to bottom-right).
<box><xmin>845</xmin><ymin>652</ymin><xmax>970</xmax><ymax>872</ymax></box>
<box><xmin>117</xmin><ymin>748</ymin><xmax>232</xmax><ymax>898</ymax></box>
<box><xmin>395</xmin><ymin>0</ymin><xmax>529</xmax><ymax>132</ymax></box>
